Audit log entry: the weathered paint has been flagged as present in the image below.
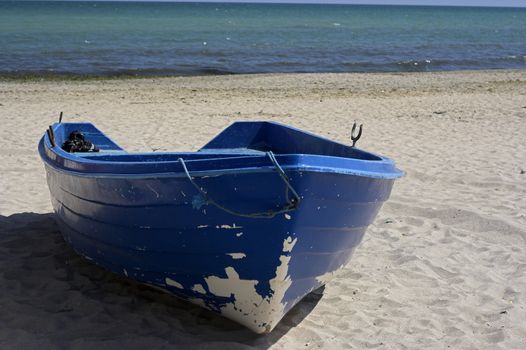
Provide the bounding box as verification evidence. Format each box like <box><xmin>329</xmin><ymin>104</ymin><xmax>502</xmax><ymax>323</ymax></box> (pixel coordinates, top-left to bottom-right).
<box><xmin>282</xmin><ymin>236</ymin><xmax>297</xmax><ymax>252</ymax></box>
<box><xmin>188</xmin><ymin>297</ymin><xmax>208</xmax><ymax>309</ymax></box>
<box><xmin>197</xmin><ymin>236</ymin><xmax>297</xmax><ymax>333</ymax></box>
<box><xmin>316</xmin><ymin>263</ymin><xmax>346</xmax><ymax>284</ymax></box>
<box><xmin>217</xmin><ymin>224</ymin><xmax>242</xmax><ymax>229</ymax></box>
<box><xmin>227</xmin><ymin>253</ymin><xmax>246</xmax><ymax>259</ymax></box>
<box><xmin>191</xmin><ymin>284</ymin><xmax>207</xmax><ymax>294</ymax></box>
<box><xmin>165</xmin><ymin>277</ymin><xmax>184</xmax><ymax>289</ymax></box>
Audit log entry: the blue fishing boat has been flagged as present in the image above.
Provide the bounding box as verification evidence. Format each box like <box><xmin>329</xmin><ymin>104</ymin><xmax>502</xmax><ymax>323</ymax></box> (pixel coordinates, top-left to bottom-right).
<box><xmin>39</xmin><ymin>120</ymin><xmax>403</xmax><ymax>333</ymax></box>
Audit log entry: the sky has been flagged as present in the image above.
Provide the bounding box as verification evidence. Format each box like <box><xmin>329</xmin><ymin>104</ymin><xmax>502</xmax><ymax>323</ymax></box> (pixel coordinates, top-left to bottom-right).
<box><xmin>161</xmin><ymin>0</ymin><xmax>526</xmax><ymax>7</ymax></box>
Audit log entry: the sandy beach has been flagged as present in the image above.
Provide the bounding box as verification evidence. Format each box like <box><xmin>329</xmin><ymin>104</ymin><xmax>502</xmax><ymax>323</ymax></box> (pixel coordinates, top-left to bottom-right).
<box><xmin>1</xmin><ymin>70</ymin><xmax>525</xmax><ymax>349</ymax></box>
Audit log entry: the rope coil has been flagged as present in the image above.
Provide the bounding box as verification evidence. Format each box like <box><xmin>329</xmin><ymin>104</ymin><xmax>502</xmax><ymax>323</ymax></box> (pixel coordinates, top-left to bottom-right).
<box><xmin>178</xmin><ymin>151</ymin><xmax>301</xmax><ymax>219</ymax></box>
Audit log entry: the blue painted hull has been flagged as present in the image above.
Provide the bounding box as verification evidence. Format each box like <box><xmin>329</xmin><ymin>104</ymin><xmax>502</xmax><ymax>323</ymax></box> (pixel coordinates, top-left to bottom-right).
<box><xmin>39</xmin><ymin>121</ymin><xmax>402</xmax><ymax>333</ymax></box>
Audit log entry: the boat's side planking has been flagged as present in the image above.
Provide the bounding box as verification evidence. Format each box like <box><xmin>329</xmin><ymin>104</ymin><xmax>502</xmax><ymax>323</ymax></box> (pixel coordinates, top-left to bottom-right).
<box><xmin>45</xmin><ymin>162</ymin><xmax>394</xmax><ymax>333</ymax></box>
<box><xmin>40</xmin><ymin>121</ymin><xmax>401</xmax><ymax>333</ymax></box>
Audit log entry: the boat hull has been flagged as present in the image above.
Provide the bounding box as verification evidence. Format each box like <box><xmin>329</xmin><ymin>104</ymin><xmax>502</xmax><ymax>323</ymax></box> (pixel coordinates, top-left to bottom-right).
<box><xmin>43</xmin><ymin>162</ymin><xmax>394</xmax><ymax>333</ymax></box>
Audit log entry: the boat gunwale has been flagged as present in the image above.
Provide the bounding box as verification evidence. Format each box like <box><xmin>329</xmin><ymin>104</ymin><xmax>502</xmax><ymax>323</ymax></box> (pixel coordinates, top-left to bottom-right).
<box><xmin>39</xmin><ymin>138</ymin><xmax>404</xmax><ymax>180</ymax></box>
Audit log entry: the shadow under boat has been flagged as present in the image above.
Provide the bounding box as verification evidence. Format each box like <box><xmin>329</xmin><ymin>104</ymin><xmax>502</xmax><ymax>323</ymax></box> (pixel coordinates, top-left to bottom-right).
<box><xmin>0</xmin><ymin>212</ymin><xmax>324</xmax><ymax>348</ymax></box>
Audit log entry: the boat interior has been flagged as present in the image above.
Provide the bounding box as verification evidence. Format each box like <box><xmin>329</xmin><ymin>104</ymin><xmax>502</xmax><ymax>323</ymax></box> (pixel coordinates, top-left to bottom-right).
<box><xmin>49</xmin><ymin>121</ymin><xmax>382</xmax><ymax>162</ymax></box>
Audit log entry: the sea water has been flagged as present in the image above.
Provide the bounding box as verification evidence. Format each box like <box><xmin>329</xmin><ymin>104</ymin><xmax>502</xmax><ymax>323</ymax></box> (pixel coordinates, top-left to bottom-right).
<box><xmin>0</xmin><ymin>1</ymin><xmax>525</xmax><ymax>76</ymax></box>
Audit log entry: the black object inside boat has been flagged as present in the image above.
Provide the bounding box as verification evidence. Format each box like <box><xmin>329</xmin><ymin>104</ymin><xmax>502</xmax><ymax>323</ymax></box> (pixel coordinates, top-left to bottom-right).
<box><xmin>62</xmin><ymin>131</ymin><xmax>99</xmax><ymax>153</ymax></box>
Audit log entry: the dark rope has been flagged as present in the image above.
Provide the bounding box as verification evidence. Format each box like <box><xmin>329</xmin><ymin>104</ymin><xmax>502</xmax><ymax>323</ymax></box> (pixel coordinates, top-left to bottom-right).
<box><xmin>62</xmin><ymin>131</ymin><xmax>99</xmax><ymax>153</ymax></box>
<box><xmin>178</xmin><ymin>151</ymin><xmax>301</xmax><ymax>219</ymax></box>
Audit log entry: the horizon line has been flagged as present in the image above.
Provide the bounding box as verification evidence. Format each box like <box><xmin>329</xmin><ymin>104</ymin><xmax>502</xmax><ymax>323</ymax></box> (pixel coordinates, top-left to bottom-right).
<box><xmin>7</xmin><ymin>1</ymin><xmax>526</xmax><ymax>9</ymax></box>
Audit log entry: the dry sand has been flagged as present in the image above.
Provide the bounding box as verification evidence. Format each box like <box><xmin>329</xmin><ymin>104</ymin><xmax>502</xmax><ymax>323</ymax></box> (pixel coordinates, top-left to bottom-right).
<box><xmin>1</xmin><ymin>70</ymin><xmax>525</xmax><ymax>349</ymax></box>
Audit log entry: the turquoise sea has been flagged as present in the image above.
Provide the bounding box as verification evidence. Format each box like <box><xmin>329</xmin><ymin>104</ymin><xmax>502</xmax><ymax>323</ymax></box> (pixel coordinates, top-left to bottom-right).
<box><xmin>0</xmin><ymin>1</ymin><xmax>525</xmax><ymax>77</ymax></box>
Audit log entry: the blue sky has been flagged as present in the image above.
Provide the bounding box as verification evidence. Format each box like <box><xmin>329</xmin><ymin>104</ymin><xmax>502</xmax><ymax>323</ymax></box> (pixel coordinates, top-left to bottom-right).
<box><xmin>164</xmin><ymin>0</ymin><xmax>526</xmax><ymax>7</ymax></box>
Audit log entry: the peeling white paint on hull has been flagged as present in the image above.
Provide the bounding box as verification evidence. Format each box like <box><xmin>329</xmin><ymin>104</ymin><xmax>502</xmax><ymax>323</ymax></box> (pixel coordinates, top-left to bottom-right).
<box><xmin>226</xmin><ymin>252</ymin><xmax>246</xmax><ymax>259</ymax></box>
<box><xmin>165</xmin><ymin>277</ymin><xmax>184</xmax><ymax>289</ymax></box>
<box><xmin>191</xmin><ymin>284</ymin><xmax>207</xmax><ymax>294</ymax></box>
<box><xmin>143</xmin><ymin>236</ymin><xmax>344</xmax><ymax>333</ymax></box>
<box><xmin>184</xmin><ymin>236</ymin><xmax>298</xmax><ymax>333</ymax></box>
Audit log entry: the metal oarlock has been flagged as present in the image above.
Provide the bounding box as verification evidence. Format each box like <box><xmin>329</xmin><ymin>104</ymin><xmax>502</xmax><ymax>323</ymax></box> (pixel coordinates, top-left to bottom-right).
<box><xmin>350</xmin><ymin>122</ymin><xmax>363</xmax><ymax>148</ymax></box>
<box><xmin>47</xmin><ymin>125</ymin><xmax>56</xmax><ymax>147</ymax></box>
